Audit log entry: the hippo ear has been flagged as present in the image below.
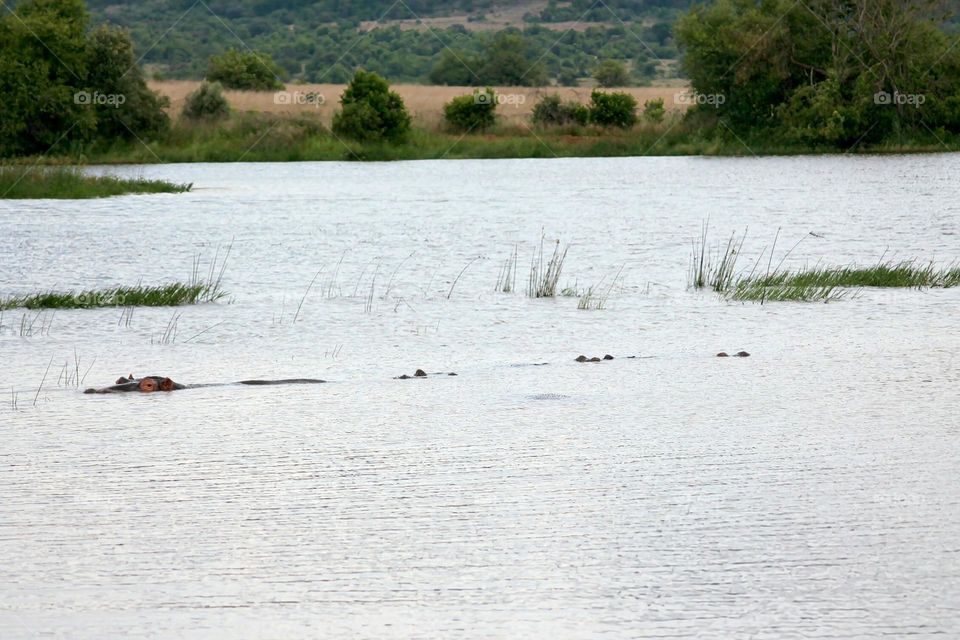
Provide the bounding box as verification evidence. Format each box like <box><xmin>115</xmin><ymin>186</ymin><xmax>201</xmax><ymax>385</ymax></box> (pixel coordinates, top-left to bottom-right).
<box><xmin>160</xmin><ymin>377</ymin><xmax>175</xmax><ymax>392</ymax></box>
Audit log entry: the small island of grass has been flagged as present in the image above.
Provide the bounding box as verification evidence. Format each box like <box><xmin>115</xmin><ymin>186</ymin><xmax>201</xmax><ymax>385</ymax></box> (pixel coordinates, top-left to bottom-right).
<box><xmin>0</xmin><ymin>166</ymin><xmax>192</xmax><ymax>199</ymax></box>
<box><xmin>0</xmin><ymin>282</ymin><xmax>225</xmax><ymax>311</ymax></box>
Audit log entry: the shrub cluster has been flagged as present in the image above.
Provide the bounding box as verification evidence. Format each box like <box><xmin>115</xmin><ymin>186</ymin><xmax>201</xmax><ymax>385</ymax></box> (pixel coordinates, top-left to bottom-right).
<box><xmin>531</xmin><ymin>92</ymin><xmax>638</xmax><ymax>129</ymax></box>
<box><xmin>332</xmin><ymin>70</ymin><xmax>411</xmax><ymax>143</ymax></box>
<box><xmin>206</xmin><ymin>49</ymin><xmax>285</xmax><ymax>91</ymax></box>
<box><xmin>531</xmin><ymin>95</ymin><xmax>589</xmax><ymax>127</ymax></box>
<box><xmin>443</xmin><ymin>88</ymin><xmax>498</xmax><ymax>132</ymax></box>
<box><xmin>182</xmin><ymin>82</ymin><xmax>231</xmax><ymax>121</ymax></box>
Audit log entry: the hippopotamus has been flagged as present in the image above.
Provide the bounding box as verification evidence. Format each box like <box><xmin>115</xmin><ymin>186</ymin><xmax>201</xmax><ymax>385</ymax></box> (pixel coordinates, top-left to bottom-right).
<box><xmin>84</xmin><ymin>375</ymin><xmax>326</xmax><ymax>394</ymax></box>
<box><xmin>395</xmin><ymin>369</ymin><xmax>458</xmax><ymax>379</ymax></box>
<box><xmin>575</xmin><ymin>355</ymin><xmax>614</xmax><ymax>362</ymax></box>
<box><xmin>716</xmin><ymin>351</ymin><xmax>750</xmax><ymax>358</ymax></box>
<box><xmin>84</xmin><ymin>375</ymin><xmax>185</xmax><ymax>393</ymax></box>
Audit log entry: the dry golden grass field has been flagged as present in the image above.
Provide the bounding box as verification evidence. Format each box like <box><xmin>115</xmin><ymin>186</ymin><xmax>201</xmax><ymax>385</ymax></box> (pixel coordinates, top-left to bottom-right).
<box><xmin>149</xmin><ymin>81</ymin><xmax>690</xmax><ymax>127</ymax></box>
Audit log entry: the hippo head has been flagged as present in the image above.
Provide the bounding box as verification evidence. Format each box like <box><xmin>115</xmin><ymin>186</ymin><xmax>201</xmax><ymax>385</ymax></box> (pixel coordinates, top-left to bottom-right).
<box><xmin>137</xmin><ymin>376</ymin><xmax>178</xmax><ymax>392</ymax></box>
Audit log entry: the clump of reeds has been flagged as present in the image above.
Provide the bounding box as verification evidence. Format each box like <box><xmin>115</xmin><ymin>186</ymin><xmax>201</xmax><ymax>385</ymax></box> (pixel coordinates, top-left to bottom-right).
<box><xmin>578</xmin><ymin>266</ymin><xmax>624</xmax><ymax>310</ymax></box>
<box><xmin>688</xmin><ymin>220</ymin><xmax>745</xmax><ymax>293</ymax></box>
<box><xmin>0</xmin><ymin>166</ymin><xmax>191</xmax><ymax>199</ymax></box>
<box><xmin>55</xmin><ymin>349</ymin><xmax>95</xmax><ymax>388</ymax></box>
<box><xmin>13</xmin><ymin>310</ymin><xmax>54</xmax><ymax>336</ymax></box>
<box><xmin>190</xmin><ymin>240</ymin><xmax>232</xmax><ymax>302</ymax></box>
<box><xmin>495</xmin><ymin>244</ymin><xmax>519</xmax><ymax>293</ymax></box>
<box><xmin>577</xmin><ymin>286</ymin><xmax>600</xmax><ymax>309</ymax></box>
<box><xmin>527</xmin><ymin>235</ymin><xmax>568</xmax><ymax>298</ymax></box>
<box><xmin>689</xmin><ymin>222</ymin><xmax>959</xmax><ymax>303</ymax></box>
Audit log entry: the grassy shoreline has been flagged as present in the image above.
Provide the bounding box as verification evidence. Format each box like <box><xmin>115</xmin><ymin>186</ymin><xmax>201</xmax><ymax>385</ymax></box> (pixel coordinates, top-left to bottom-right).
<box><xmin>7</xmin><ymin>113</ymin><xmax>960</xmax><ymax>166</ymax></box>
<box><xmin>0</xmin><ymin>166</ymin><xmax>192</xmax><ymax>198</ymax></box>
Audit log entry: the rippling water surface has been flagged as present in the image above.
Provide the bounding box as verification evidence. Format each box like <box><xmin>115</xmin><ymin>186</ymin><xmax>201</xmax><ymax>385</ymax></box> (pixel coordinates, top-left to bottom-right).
<box><xmin>2</xmin><ymin>156</ymin><xmax>959</xmax><ymax>638</ymax></box>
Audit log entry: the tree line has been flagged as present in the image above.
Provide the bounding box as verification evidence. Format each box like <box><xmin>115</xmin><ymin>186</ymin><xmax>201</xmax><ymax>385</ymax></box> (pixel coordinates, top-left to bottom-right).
<box><xmin>677</xmin><ymin>0</ymin><xmax>960</xmax><ymax>147</ymax></box>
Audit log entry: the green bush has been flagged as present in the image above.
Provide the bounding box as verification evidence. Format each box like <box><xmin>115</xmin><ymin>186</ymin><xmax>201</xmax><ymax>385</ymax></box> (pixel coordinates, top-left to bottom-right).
<box><xmin>332</xmin><ymin>70</ymin><xmax>411</xmax><ymax>143</ymax></box>
<box><xmin>593</xmin><ymin>60</ymin><xmax>630</xmax><ymax>87</ymax></box>
<box><xmin>182</xmin><ymin>82</ymin><xmax>230</xmax><ymax>121</ymax></box>
<box><xmin>443</xmin><ymin>88</ymin><xmax>497</xmax><ymax>132</ymax></box>
<box><xmin>589</xmin><ymin>91</ymin><xmax>637</xmax><ymax>128</ymax></box>
<box><xmin>531</xmin><ymin>94</ymin><xmax>589</xmax><ymax>127</ymax></box>
<box><xmin>206</xmin><ymin>49</ymin><xmax>284</xmax><ymax>91</ymax></box>
<box><xmin>643</xmin><ymin>97</ymin><xmax>666</xmax><ymax>124</ymax></box>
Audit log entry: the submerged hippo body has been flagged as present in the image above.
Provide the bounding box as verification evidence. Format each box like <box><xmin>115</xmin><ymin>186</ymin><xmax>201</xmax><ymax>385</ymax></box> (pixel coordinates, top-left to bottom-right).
<box><xmin>84</xmin><ymin>375</ymin><xmax>325</xmax><ymax>394</ymax></box>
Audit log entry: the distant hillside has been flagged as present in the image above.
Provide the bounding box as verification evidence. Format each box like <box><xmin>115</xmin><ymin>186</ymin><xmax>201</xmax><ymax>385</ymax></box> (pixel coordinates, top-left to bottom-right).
<box><xmin>82</xmin><ymin>0</ymin><xmax>692</xmax><ymax>83</ymax></box>
<box><xmin>75</xmin><ymin>0</ymin><xmax>960</xmax><ymax>85</ymax></box>
<box><xmin>86</xmin><ymin>0</ymin><xmax>692</xmax><ymax>25</ymax></box>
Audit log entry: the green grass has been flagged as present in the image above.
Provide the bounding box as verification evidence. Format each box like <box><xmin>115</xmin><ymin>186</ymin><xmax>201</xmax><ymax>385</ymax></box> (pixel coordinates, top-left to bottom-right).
<box><xmin>742</xmin><ymin>262</ymin><xmax>960</xmax><ymax>289</ymax></box>
<box><xmin>691</xmin><ymin>225</ymin><xmax>958</xmax><ymax>302</ymax></box>
<box><xmin>7</xmin><ymin>105</ymin><xmax>960</xmax><ymax>167</ymax></box>
<box><xmin>727</xmin><ymin>281</ymin><xmax>845</xmax><ymax>302</ymax></box>
<box><xmin>723</xmin><ymin>262</ymin><xmax>959</xmax><ymax>303</ymax></box>
<box><xmin>0</xmin><ymin>283</ymin><xmax>226</xmax><ymax>311</ymax></box>
<box><xmin>17</xmin><ymin>110</ymin><xmax>960</xmax><ymax>166</ymax></box>
<box><xmin>0</xmin><ymin>166</ymin><xmax>191</xmax><ymax>199</ymax></box>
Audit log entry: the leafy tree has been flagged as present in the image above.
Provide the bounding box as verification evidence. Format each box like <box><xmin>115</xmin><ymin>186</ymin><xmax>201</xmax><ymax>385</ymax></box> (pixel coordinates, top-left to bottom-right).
<box><xmin>531</xmin><ymin>94</ymin><xmax>589</xmax><ymax>126</ymax></box>
<box><xmin>429</xmin><ymin>50</ymin><xmax>477</xmax><ymax>85</ymax></box>
<box><xmin>443</xmin><ymin>88</ymin><xmax>497</xmax><ymax>131</ymax></box>
<box><xmin>675</xmin><ymin>0</ymin><xmax>828</xmax><ymax>133</ymax></box>
<box><xmin>593</xmin><ymin>60</ymin><xmax>630</xmax><ymax>87</ymax></box>
<box><xmin>633</xmin><ymin>53</ymin><xmax>659</xmax><ymax>84</ymax></box>
<box><xmin>332</xmin><ymin>70</ymin><xmax>411</xmax><ymax>143</ymax></box>
<box><xmin>676</xmin><ymin>0</ymin><xmax>960</xmax><ymax>145</ymax></box>
<box><xmin>648</xmin><ymin>21</ymin><xmax>673</xmax><ymax>46</ymax></box>
<box><xmin>0</xmin><ymin>0</ymin><xmax>94</xmax><ymax>156</ymax></box>
<box><xmin>589</xmin><ymin>90</ymin><xmax>637</xmax><ymax>128</ymax></box>
<box><xmin>182</xmin><ymin>82</ymin><xmax>231</xmax><ymax>121</ymax></box>
<box><xmin>0</xmin><ymin>0</ymin><xmax>170</xmax><ymax>157</ymax></box>
<box><xmin>85</xmin><ymin>25</ymin><xmax>169</xmax><ymax>140</ymax></box>
<box><xmin>556</xmin><ymin>67</ymin><xmax>581</xmax><ymax>87</ymax></box>
<box><xmin>477</xmin><ymin>33</ymin><xmax>547</xmax><ymax>86</ymax></box>
<box><xmin>206</xmin><ymin>48</ymin><xmax>285</xmax><ymax>90</ymax></box>
<box><xmin>643</xmin><ymin>97</ymin><xmax>666</xmax><ymax>123</ymax></box>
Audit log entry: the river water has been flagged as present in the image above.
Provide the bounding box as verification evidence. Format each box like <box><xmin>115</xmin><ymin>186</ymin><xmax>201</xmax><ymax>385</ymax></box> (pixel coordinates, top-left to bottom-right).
<box><xmin>1</xmin><ymin>156</ymin><xmax>958</xmax><ymax>638</ymax></box>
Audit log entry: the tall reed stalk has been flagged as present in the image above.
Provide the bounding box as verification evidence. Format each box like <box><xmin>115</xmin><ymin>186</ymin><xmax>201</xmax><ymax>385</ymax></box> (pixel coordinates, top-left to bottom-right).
<box><xmin>527</xmin><ymin>235</ymin><xmax>568</xmax><ymax>298</ymax></box>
